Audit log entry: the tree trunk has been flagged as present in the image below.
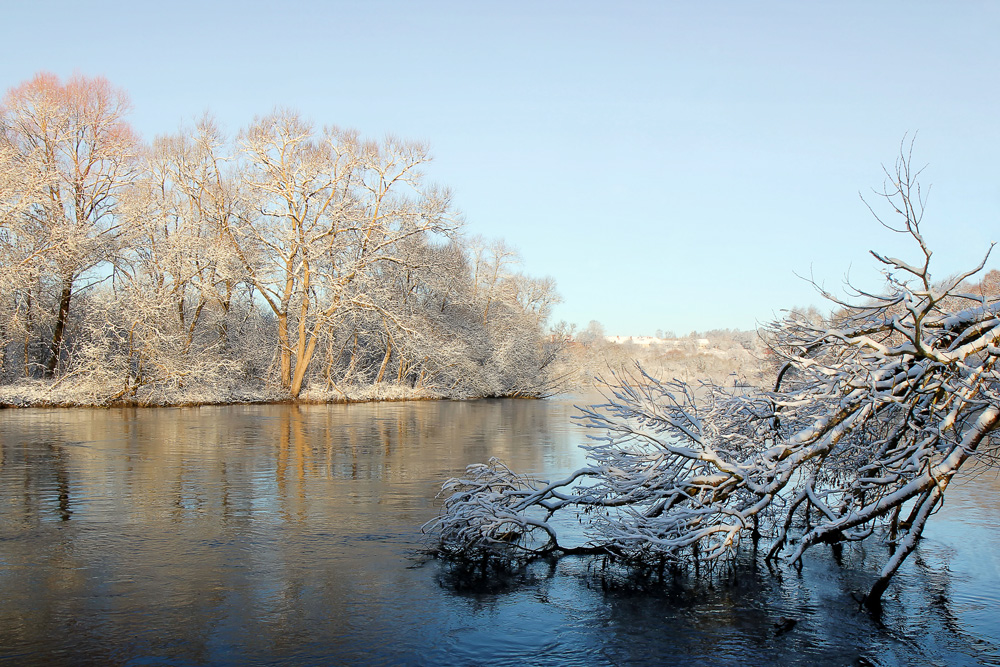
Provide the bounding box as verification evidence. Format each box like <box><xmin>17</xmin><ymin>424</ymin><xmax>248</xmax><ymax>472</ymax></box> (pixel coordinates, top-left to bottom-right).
<box><xmin>45</xmin><ymin>277</ymin><xmax>73</xmax><ymax>378</ymax></box>
<box><xmin>289</xmin><ymin>333</ymin><xmax>320</xmax><ymax>398</ymax></box>
<box><xmin>376</xmin><ymin>340</ymin><xmax>392</xmax><ymax>384</ymax></box>
<box><xmin>23</xmin><ymin>289</ymin><xmax>33</xmax><ymax>377</ymax></box>
<box><xmin>342</xmin><ymin>334</ymin><xmax>359</xmax><ymax>385</ymax></box>
<box><xmin>277</xmin><ymin>312</ymin><xmax>291</xmax><ymax>388</ymax></box>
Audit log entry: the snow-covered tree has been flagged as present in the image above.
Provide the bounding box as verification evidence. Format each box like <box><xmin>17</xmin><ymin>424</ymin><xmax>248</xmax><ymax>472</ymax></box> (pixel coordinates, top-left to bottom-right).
<box><xmin>232</xmin><ymin>112</ymin><xmax>462</xmax><ymax>397</ymax></box>
<box><xmin>1</xmin><ymin>73</ymin><xmax>562</xmax><ymax>404</ymax></box>
<box><xmin>426</xmin><ymin>150</ymin><xmax>1000</xmax><ymax>609</ymax></box>
<box><xmin>0</xmin><ymin>72</ymin><xmax>138</xmax><ymax>376</ymax></box>
<box><xmin>127</xmin><ymin>117</ymin><xmax>247</xmax><ymax>350</ymax></box>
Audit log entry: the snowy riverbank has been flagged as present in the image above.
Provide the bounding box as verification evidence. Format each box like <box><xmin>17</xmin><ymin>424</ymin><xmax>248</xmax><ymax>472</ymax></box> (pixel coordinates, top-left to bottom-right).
<box><xmin>0</xmin><ymin>380</ymin><xmax>451</xmax><ymax>409</ymax></box>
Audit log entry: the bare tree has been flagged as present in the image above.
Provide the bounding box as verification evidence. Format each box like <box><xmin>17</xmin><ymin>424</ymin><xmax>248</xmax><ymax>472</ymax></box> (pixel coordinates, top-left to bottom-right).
<box><xmin>120</xmin><ymin>117</ymin><xmax>247</xmax><ymax>355</ymax></box>
<box><xmin>0</xmin><ymin>133</ymin><xmax>51</xmax><ymax>377</ymax></box>
<box><xmin>0</xmin><ymin>72</ymin><xmax>138</xmax><ymax>376</ymax></box>
<box><xmin>231</xmin><ymin>111</ymin><xmax>460</xmax><ymax>397</ymax></box>
<box><xmin>427</xmin><ymin>149</ymin><xmax>1000</xmax><ymax>610</ymax></box>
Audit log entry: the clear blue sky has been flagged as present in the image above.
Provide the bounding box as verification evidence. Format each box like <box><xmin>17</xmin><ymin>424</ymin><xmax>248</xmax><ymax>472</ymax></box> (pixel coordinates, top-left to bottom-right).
<box><xmin>3</xmin><ymin>1</ymin><xmax>997</xmax><ymax>335</ymax></box>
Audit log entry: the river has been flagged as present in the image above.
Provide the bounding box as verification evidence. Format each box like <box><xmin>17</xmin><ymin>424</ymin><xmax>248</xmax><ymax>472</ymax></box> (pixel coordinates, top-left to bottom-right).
<box><xmin>1</xmin><ymin>396</ymin><xmax>998</xmax><ymax>666</ymax></box>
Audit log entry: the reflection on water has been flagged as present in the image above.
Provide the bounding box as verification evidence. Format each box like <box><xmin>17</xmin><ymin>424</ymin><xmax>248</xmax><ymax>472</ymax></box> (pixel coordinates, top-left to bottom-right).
<box><xmin>0</xmin><ymin>398</ymin><xmax>998</xmax><ymax>666</ymax></box>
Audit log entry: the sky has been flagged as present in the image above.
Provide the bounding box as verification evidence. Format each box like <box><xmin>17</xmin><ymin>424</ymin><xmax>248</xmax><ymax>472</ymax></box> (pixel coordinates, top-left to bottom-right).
<box><xmin>2</xmin><ymin>1</ymin><xmax>997</xmax><ymax>336</ymax></box>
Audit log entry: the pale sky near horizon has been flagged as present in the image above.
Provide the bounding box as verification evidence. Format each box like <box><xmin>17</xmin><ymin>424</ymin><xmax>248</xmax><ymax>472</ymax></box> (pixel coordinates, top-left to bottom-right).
<box><xmin>2</xmin><ymin>1</ymin><xmax>997</xmax><ymax>336</ymax></box>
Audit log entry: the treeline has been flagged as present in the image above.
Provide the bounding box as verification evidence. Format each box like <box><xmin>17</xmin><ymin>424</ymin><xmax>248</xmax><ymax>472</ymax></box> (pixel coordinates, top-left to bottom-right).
<box><xmin>0</xmin><ymin>73</ymin><xmax>561</xmax><ymax>406</ymax></box>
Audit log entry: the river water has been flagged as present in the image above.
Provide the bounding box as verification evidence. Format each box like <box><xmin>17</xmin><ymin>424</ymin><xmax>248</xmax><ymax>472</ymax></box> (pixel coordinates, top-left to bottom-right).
<box><xmin>1</xmin><ymin>396</ymin><xmax>998</xmax><ymax>666</ymax></box>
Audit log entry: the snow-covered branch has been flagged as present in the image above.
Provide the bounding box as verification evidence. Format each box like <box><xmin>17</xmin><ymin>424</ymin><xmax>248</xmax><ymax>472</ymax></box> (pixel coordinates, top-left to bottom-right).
<box><xmin>426</xmin><ymin>150</ymin><xmax>1000</xmax><ymax>608</ymax></box>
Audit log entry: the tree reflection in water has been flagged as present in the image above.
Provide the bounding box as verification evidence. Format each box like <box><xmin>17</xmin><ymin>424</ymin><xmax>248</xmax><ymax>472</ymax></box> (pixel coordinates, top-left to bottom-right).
<box><xmin>0</xmin><ymin>398</ymin><xmax>997</xmax><ymax>666</ymax></box>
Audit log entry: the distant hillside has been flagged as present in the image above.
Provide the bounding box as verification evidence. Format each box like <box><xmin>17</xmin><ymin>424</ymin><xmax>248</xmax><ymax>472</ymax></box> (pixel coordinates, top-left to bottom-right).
<box><xmin>551</xmin><ymin>329</ymin><xmax>775</xmax><ymax>392</ymax></box>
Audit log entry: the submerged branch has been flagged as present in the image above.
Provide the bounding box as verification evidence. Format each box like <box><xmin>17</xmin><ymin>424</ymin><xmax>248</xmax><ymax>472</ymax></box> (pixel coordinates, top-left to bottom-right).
<box><xmin>426</xmin><ymin>187</ymin><xmax>1000</xmax><ymax>606</ymax></box>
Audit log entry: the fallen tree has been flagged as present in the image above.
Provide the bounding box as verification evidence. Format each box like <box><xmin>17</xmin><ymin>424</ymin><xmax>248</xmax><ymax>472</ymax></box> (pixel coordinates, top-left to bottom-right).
<box><xmin>425</xmin><ymin>150</ymin><xmax>1000</xmax><ymax>610</ymax></box>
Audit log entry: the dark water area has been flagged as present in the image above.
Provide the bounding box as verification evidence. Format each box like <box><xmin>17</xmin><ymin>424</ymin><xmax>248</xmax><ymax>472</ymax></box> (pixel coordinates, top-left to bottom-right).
<box><xmin>1</xmin><ymin>397</ymin><xmax>998</xmax><ymax>666</ymax></box>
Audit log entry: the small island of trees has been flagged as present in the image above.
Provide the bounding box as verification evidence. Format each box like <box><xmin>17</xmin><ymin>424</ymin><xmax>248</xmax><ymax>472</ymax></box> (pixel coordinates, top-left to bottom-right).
<box><xmin>0</xmin><ymin>72</ymin><xmax>562</xmax><ymax>406</ymax></box>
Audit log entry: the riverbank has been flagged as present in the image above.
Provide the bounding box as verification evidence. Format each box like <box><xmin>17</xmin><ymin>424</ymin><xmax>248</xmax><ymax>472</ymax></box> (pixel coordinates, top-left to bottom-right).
<box><xmin>0</xmin><ymin>342</ymin><xmax>765</xmax><ymax>409</ymax></box>
<box><xmin>0</xmin><ymin>380</ymin><xmax>454</xmax><ymax>409</ymax></box>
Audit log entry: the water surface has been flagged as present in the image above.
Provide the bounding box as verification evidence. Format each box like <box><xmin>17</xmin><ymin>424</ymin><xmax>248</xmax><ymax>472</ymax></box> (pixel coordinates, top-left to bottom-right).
<box><xmin>1</xmin><ymin>398</ymin><xmax>998</xmax><ymax>665</ymax></box>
